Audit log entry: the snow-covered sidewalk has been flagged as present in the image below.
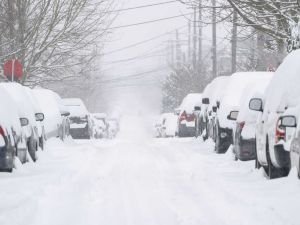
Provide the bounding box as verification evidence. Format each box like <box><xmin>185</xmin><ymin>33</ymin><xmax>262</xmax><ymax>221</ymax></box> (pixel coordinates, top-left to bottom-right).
<box><xmin>0</xmin><ymin>116</ymin><xmax>299</xmax><ymax>225</ymax></box>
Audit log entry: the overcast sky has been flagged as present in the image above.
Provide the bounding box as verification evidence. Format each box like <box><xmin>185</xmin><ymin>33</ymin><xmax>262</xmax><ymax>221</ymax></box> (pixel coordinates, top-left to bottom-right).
<box><xmin>94</xmin><ymin>0</ymin><xmax>190</xmax><ymax>115</ymax></box>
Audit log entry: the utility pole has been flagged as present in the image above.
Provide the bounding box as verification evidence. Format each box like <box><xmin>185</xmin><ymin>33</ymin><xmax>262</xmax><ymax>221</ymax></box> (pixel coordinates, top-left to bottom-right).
<box><xmin>193</xmin><ymin>7</ymin><xmax>197</xmax><ymax>70</ymax></box>
<box><xmin>231</xmin><ymin>10</ymin><xmax>238</xmax><ymax>74</ymax></box>
<box><xmin>212</xmin><ymin>0</ymin><xmax>217</xmax><ymax>77</ymax></box>
<box><xmin>256</xmin><ymin>31</ymin><xmax>265</xmax><ymax>71</ymax></box>
<box><xmin>188</xmin><ymin>20</ymin><xmax>191</xmax><ymax>63</ymax></box>
<box><xmin>198</xmin><ymin>0</ymin><xmax>203</xmax><ymax>74</ymax></box>
<box><xmin>176</xmin><ymin>30</ymin><xmax>181</xmax><ymax>68</ymax></box>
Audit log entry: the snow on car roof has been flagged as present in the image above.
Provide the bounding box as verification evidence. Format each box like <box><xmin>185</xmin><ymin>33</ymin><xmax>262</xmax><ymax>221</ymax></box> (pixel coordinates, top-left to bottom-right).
<box><xmin>237</xmin><ymin>76</ymin><xmax>273</xmax><ymax>123</ymax></box>
<box><xmin>33</xmin><ymin>88</ymin><xmax>62</xmax><ymax>134</ymax></box>
<box><xmin>0</xmin><ymin>82</ymin><xmax>36</xmax><ymax>125</ymax></box>
<box><xmin>179</xmin><ymin>93</ymin><xmax>202</xmax><ymax>113</ymax></box>
<box><xmin>63</xmin><ymin>98</ymin><xmax>89</xmax><ymax>117</ymax></box>
<box><xmin>264</xmin><ymin>49</ymin><xmax>300</xmax><ymax>113</ymax></box>
<box><xmin>218</xmin><ymin>72</ymin><xmax>273</xmax><ymax>128</ymax></box>
<box><xmin>0</xmin><ymin>85</ymin><xmax>22</xmax><ymax>135</ymax></box>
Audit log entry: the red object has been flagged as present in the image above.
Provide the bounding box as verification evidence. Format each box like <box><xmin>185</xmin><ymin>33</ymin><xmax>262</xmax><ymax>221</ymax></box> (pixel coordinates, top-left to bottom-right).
<box><xmin>238</xmin><ymin>121</ymin><xmax>245</xmax><ymax>130</ymax></box>
<box><xmin>3</xmin><ymin>59</ymin><xmax>23</xmax><ymax>80</ymax></box>
<box><xmin>275</xmin><ymin>119</ymin><xmax>285</xmax><ymax>144</ymax></box>
<box><xmin>0</xmin><ymin>126</ymin><xmax>5</xmax><ymax>138</ymax></box>
<box><xmin>179</xmin><ymin>111</ymin><xmax>187</xmax><ymax>122</ymax></box>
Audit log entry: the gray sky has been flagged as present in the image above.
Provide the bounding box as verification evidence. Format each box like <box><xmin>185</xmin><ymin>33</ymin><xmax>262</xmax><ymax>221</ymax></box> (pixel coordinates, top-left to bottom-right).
<box><xmin>96</xmin><ymin>0</ymin><xmax>190</xmax><ymax>115</ymax></box>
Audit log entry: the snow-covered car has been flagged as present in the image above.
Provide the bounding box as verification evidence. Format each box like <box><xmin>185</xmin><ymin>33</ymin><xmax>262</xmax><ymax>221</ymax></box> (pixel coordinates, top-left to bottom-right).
<box><xmin>214</xmin><ymin>72</ymin><xmax>272</xmax><ymax>154</ymax></box>
<box><xmin>177</xmin><ymin>93</ymin><xmax>202</xmax><ymax>137</ymax></box>
<box><xmin>107</xmin><ymin>119</ymin><xmax>119</xmax><ymax>139</ymax></box>
<box><xmin>24</xmin><ymin>87</ymin><xmax>46</xmax><ymax>150</ymax></box>
<box><xmin>198</xmin><ymin>76</ymin><xmax>230</xmax><ymax>140</ymax></box>
<box><xmin>249</xmin><ymin>50</ymin><xmax>300</xmax><ymax>178</ymax></box>
<box><xmin>0</xmin><ymin>87</ymin><xmax>28</xmax><ymax>171</ymax></box>
<box><xmin>0</xmin><ymin>83</ymin><xmax>40</xmax><ymax>162</ymax></box>
<box><xmin>63</xmin><ymin>98</ymin><xmax>92</xmax><ymax>139</ymax></box>
<box><xmin>33</xmin><ymin>89</ymin><xmax>69</xmax><ymax>140</ymax></box>
<box><xmin>278</xmin><ymin>112</ymin><xmax>299</xmax><ymax>178</ymax></box>
<box><xmin>233</xmin><ymin>74</ymin><xmax>273</xmax><ymax>161</ymax></box>
<box><xmin>160</xmin><ymin>113</ymin><xmax>178</xmax><ymax>138</ymax></box>
<box><xmin>91</xmin><ymin>113</ymin><xmax>108</xmax><ymax>139</ymax></box>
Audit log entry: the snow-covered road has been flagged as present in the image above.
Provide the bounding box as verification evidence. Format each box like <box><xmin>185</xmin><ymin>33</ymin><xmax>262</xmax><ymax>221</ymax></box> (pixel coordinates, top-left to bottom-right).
<box><xmin>0</xmin><ymin>116</ymin><xmax>299</xmax><ymax>225</ymax></box>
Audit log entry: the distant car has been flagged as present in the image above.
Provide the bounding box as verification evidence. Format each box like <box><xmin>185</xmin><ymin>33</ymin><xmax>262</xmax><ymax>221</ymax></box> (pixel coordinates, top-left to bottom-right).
<box><xmin>160</xmin><ymin>113</ymin><xmax>178</xmax><ymax>138</ymax></box>
<box><xmin>233</xmin><ymin>75</ymin><xmax>272</xmax><ymax>161</ymax></box>
<box><xmin>107</xmin><ymin>119</ymin><xmax>119</xmax><ymax>139</ymax></box>
<box><xmin>177</xmin><ymin>93</ymin><xmax>202</xmax><ymax>137</ymax></box>
<box><xmin>63</xmin><ymin>98</ymin><xmax>92</xmax><ymax>139</ymax></box>
<box><xmin>91</xmin><ymin>114</ymin><xmax>108</xmax><ymax>139</ymax></box>
<box><xmin>214</xmin><ymin>72</ymin><xmax>273</xmax><ymax>154</ymax></box>
<box><xmin>198</xmin><ymin>76</ymin><xmax>229</xmax><ymax>140</ymax></box>
<box><xmin>33</xmin><ymin>89</ymin><xmax>70</xmax><ymax>141</ymax></box>
<box><xmin>0</xmin><ymin>87</ymin><xmax>28</xmax><ymax>171</ymax></box>
<box><xmin>0</xmin><ymin>83</ymin><xmax>40</xmax><ymax>162</ymax></box>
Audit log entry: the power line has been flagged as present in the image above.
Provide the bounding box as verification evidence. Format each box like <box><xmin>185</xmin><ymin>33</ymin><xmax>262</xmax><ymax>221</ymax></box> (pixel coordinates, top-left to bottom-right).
<box><xmin>103</xmin><ymin>25</ymin><xmax>186</xmax><ymax>55</ymax></box>
<box><xmin>107</xmin><ymin>13</ymin><xmax>193</xmax><ymax>30</ymax></box>
<box><xmin>106</xmin><ymin>1</ymin><xmax>179</xmax><ymax>13</ymax></box>
<box><xmin>96</xmin><ymin>67</ymin><xmax>169</xmax><ymax>85</ymax></box>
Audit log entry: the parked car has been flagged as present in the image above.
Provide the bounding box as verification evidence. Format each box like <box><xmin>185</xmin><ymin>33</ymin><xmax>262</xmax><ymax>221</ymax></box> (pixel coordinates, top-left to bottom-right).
<box><xmin>33</xmin><ymin>89</ymin><xmax>70</xmax><ymax>141</ymax></box>
<box><xmin>24</xmin><ymin>87</ymin><xmax>46</xmax><ymax>150</ymax></box>
<box><xmin>249</xmin><ymin>50</ymin><xmax>300</xmax><ymax>178</ymax></box>
<box><xmin>0</xmin><ymin>83</ymin><xmax>40</xmax><ymax>162</ymax></box>
<box><xmin>233</xmin><ymin>75</ymin><xmax>272</xmax><ymax>161</ymax></box>
<box><xmin>213</xmin><ymin>72</ymin><xmax>272</xmax><ymax>154</ymax></box>
<box><xmin>177</xmin><ymin>93</ymin><xmax>202</xmax><ymax>137</ymax></box>
<box><xmin>198</xmin><ymin>76</ymin><xmax>230</xmax><ymax>140</ymax></box>
<box><xmin>0</xmin><ymin>87</ymin><xmax>28</xmax><ymax>171</ymax></box>
<box><xmin>91</xmin><ymin>113</ymin><xmax>108</xmax><ymax>139</ymax></box>
<box><xmin>156</xmin><ymin>113</ymin><xmax>178</xmax><ymax>138</ymax></box>
<box><xmin>278</xmin><ymin>112</ymin><xmax>299</xmax><ymax>178</ymax></box>
<box><xmin>63</xmin><ymin>98</ymin><xmax>92</xmax><ymax>139</ymax></box>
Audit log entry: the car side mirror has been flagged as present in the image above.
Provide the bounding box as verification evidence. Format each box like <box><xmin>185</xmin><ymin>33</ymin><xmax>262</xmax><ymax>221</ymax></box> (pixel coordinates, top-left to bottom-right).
<box><xmin>61</xmin><ymin>111</ymin><xmax>70</xmax><ymax>117</ymax></box>
<box><xmin>212</xmin><ymin>106</ymin><xmax>217</xmax><ymax>113</ymax></box>
<box><xmin>249</xmin><ymin>98</ymin><xmax>263</xmax><ymax>112</ymax></box>
<box><xmin>202</xmin><ymin>98</ymin><xmax>210</xmax><ymax>105</ymax></box>
<box><xmin>227</xmin><ymin>111</ymin><xmax>239</xmax><ymax>121</ymax></box>
<box><xmin>194</xmin><ymin>106</ymin><xmax>201</xmax><ymax>111</ymax></box>
<box><xmin>281</xmin><ymin>116</ymin><xmax>297</xmax><ymax>128</ymax></box>
<box><xmin>35</xmin><ymin>113</ymin><xmax>44</xmax><ymax>122</ymax></box>
<box><xmin>20</xmin><ymin>118</ymin><xmax>29</xmax><ymax>127</ymax></box>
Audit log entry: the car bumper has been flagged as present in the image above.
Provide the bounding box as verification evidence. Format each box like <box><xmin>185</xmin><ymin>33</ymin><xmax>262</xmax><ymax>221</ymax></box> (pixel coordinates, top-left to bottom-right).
<box><xmin>218</xmin><ymin>127</ymin><xmax>233</xmax><ymax>153</ymax></box>
<box><xmin>236</xmin><ymin>138</ymin><xmax>256</xmax><ymax>161</ymax></box>
<box><xmin>70</xmin><ymin>128</ymin><xmax>90</xmax><ymax>139</ymax></box>
<box><xmin>0</xmin><ymin>146</ymin><xmax>14</xmax><ymax>170</ymax></box>
<box><xmin>178</xmin><ymin>124</ymin><xmax>195</xmax><ymax>137</ymax></box>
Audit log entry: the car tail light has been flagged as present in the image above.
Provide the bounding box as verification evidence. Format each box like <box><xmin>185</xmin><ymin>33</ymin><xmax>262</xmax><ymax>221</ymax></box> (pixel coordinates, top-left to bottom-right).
<box><xmin>179</xmin><ymin>111</ymin><xmax>187</xmax><ymax>122</ymax></box>
<box><xmin>0</xmin><ymin>126</ymin><xmax>5</xmax><ymax>137</ymax></box>
<box><xmin>275</xmin><ymin>119</ymin><xmax>285</xmax><ymax>144</ymax></box>
<box><xmin>238</xmin><ymin>121</ymin><xmax>245</xmax><ymax>130</ymax></box>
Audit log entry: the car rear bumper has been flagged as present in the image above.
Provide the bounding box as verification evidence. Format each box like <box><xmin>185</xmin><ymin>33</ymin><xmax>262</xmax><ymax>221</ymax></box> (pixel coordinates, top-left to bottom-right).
<box><xmin>70</xmin><ymin>127</ymin><xmax>90</xmax><ymax>139</ymax></box>
<box><xmin>218</xmin><ymin>127</ymin><xmax>233</xmax><ymax>153</ymax></box>
<box><xmin>0</xmin><ymin>146</ymin><xmax>14</xmax><ymax>170</ymax></box>
<box><xmin>178</xmin><ymin>124</ymin><xmax>195</xmax><ymax>137</ymax></box>
<box><xmin>236</xmin><ymin>138</ymin><xmax>256</xmax><ymax>161</ymax></box>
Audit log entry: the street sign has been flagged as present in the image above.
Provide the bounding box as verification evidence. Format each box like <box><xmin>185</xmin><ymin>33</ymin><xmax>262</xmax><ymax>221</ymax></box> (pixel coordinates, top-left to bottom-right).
<box><xmin>3</xmin><ymin>59</ymin><xmax>23</xmax><ymax>81</ymax></box>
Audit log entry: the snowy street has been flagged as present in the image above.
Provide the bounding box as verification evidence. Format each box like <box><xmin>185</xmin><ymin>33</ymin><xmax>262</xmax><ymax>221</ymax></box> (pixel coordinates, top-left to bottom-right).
<box><xmin>0</xmin><ymin>116</ymin><xmax>298</xmax><ymax>225</ymax></box>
